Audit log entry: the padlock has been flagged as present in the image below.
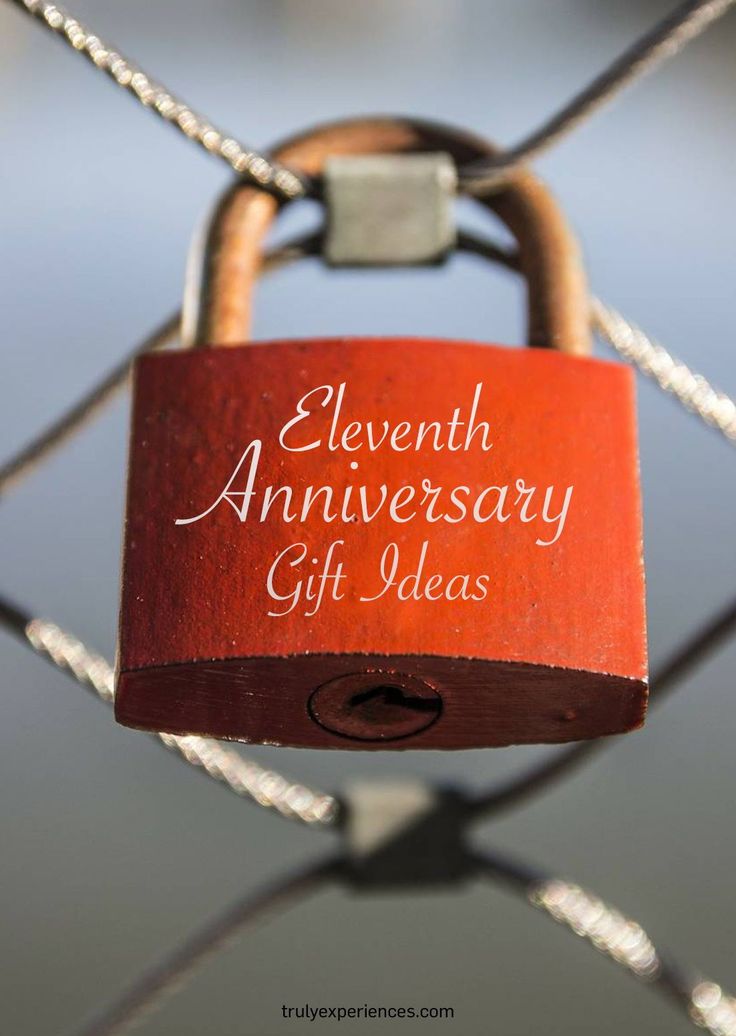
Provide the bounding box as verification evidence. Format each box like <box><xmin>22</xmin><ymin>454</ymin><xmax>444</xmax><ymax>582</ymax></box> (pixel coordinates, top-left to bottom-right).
<box><xmin>115</xmin><ymin>117</ymin><xmax>647</xmax><ymax>750</ymax></box>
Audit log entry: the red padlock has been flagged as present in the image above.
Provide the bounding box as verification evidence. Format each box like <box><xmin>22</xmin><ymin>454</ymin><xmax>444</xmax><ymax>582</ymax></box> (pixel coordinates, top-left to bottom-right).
<box><xmin>115</xmin><ymin>117</ymin><xmax>647</xmax><ymax>749</ymax></box>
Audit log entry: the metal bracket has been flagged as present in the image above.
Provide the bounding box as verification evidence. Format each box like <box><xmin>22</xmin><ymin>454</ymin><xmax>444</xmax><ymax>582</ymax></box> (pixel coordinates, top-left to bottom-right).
<box><xmin>342</xmin><ymin>780</ymin><xmax>473</xmax><ymax>890</ymax></box>
<box><xmin>324</xmin><ymin>153</ymin><xmax>457</xmax><ymax>266</ymax></box>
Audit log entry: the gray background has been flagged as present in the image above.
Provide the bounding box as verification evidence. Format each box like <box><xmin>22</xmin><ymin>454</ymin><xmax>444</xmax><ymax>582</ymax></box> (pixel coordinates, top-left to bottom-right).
<box><xmin>1</xmin><ymin>1</ymin><xmax>734</xmax><ymax>1033</ymax></box>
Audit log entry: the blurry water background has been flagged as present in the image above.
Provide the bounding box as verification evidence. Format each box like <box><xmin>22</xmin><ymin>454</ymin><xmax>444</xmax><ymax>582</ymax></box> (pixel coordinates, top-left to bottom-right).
<box><xmin>1</xmin><ymin>1</ymin><xmax>734</xmax><ymax>1033</ymax></box>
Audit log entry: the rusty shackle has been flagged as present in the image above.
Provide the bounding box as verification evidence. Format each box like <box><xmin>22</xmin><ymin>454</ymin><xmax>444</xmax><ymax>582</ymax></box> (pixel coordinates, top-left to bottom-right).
<box><xmin>182</xmin><ymin>115</ymin><xmax>591</xmax><ymax>355</ymax></box>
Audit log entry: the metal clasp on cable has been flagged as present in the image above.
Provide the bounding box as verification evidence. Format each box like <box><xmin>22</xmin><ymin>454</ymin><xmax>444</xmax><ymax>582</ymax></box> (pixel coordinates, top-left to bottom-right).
<box><xmin>324</xmin><ymin>153</ymin><xmax>457</xmax><ymax>266</ymax></box>
<box><xmin>342</xmin><ymin>780</ymin><xmax>473</xmax><ymax>889</ymax></box>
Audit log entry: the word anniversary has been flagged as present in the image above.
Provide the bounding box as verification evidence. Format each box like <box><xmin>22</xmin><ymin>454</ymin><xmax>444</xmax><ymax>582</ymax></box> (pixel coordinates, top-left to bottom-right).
<box><xmin>175</xmin><ymin>382</ymin><xmax>574</xmax><ymax>547</ymax></box>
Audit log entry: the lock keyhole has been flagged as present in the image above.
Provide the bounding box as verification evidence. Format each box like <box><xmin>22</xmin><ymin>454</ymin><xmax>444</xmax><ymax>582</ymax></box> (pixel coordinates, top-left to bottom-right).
<box><xmin>309</xmin><ymin>672</ymin><xmax>442</xmax><ymax>742</ymax></box>
<box><xmin>349</xmin><ymin>684</ymin><xmax>441</xmax><ymax>714</ymax></box>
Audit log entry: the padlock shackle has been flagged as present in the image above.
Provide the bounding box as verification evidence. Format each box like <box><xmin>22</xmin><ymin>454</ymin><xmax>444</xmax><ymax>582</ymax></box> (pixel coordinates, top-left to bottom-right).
<box><xmin>185</xmin><ymin>116</ymin><xmax>591</xmax><ymax>355</ymax></box>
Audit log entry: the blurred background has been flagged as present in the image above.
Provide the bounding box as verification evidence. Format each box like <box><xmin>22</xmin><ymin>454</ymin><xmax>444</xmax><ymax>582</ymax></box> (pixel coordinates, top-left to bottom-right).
<box><xmin>1</xmin><ymin>1</ymin><xmax>734</xmax><ymax>1033</ymax></box>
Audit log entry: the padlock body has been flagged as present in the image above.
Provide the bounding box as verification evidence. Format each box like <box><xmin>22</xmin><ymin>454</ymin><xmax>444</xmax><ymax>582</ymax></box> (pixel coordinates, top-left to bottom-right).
<box><xmin>116</xmin><ymin>337</ymin><xmax>647</xmax><ymax>748</ymax></box>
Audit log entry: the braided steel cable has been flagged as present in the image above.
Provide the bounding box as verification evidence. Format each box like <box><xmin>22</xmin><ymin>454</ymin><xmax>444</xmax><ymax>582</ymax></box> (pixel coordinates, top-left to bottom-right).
<box><xmin>1</xmin><ymin>7</ymin><xmax>735</xmax><ymax>1030</ymax></box>
<box><xmin>69</xmin><ymin>856</ymin><xmax>344</xmax><ymax>1036</ymax></box>
<box><xmin>457</xmin><ymin>230</ymin><xmax>736</xmax><ymax>448</ymax></box>
<box><xmin>6</xmin><ymin>0</ymin><xmax>733</xmax><ymax>200</ymax></box>
<box><xmin>593</xmin><ymin>300</ymin><xmax>736</xmax><ymax>442</ymax></box>
<box><xmin>1</xmin><ymin>231</ymin><xmax>733</xmax><ymax>504</ymax></box>
<box><xmin>53</xmin><ymin>839</ymin><xmax>736</xmax><ymax>1036</ymax></box>
<box><xmin>71</xmin><ymin>848</ymin><xmax>736</xmax><ymax>1036</ymax></box>
<box><xmin>469</xmin><ymin>592</ymin><xmax>736</xmax><ymax>821</ymax></box>
<box><xmin>0</xmin><ymin>312</ymin><xmax>179</xmax><ymax>497</ymax></box>
<box><xmin>460</xmin><ymin>0</ymin><xmax>736</xmax><ymax>192</ymax></box>
<box><xmin>5</xmin><ymin>0</ymin><xmax>307</xmax><ymax>200</ymax></box>
<box><xmin>0</xmin><ymin>595</ymin><xmax>339</xmax><ymax>827</ymax></box>
<box><xmin>0</xmin><ymin>234</ymin><xmax>323</xmax><ymax>498</ymax></box>
<box><xmin>475</xmin><ymin>848</ymin><xmax>736</xmax><ymax>1036</ymax></box>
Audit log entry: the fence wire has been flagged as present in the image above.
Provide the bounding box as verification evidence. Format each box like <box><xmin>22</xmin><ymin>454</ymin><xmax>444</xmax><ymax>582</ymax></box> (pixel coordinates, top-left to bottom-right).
<box><xmin>0</xmin><ymin>595</ymin><xmax>338</xmax><ymax>827</ymax></box>
<box><xmin>70</xmin><ymin>857</ymin><xmax>344</xmax><ymax>1036</ymax></box>
<box><xmin>1</xmin><ymin>1</ymin><xmax>735</xmax><ymax>1034</ymax></box>
<box><xmin>6</xmin><ymin>0</ymin><xmax>734</xmax><ymax>198</ymax></box>
<box><xmin>50</xmin><ymin>846</ymin><xmax>736</xmax><ymax>1036</ymax></box>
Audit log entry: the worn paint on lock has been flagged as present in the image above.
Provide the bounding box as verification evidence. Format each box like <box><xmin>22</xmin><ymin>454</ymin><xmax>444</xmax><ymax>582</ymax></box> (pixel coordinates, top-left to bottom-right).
<box><xmin>115</xmin><ymin>337</ymin><xmax>648</xmax><ymax>749</ymax></box>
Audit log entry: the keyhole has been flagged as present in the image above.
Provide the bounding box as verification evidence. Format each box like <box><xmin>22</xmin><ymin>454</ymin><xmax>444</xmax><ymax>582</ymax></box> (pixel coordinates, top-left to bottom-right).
<box><xmin>308</xmin><ymin>672</ymin><xmax>442</xmax><ymax>741</ymax></box>
<box><xmin>349</xmin><ymin>684</ymin><xmax>441</xmax><ymax>714</ymax></box>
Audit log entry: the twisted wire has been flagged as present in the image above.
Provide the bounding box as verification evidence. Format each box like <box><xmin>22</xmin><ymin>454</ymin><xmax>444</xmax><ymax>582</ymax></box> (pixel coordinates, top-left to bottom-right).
<box><xmin>6</xmin><ymin>0</ymin><xmax>307</xmax><ymax>200</ymax></box>
<box><xmin>0</xmin><ymin>312</ymin><xmax>179</xmax><ymax>497</ymax></box>
<box><xmin>0</xmin><ymin>233</ymin><xmax>322</xmax><ymax>499</ymax></box>
<box><xmin>531</xmin><ymin>879</ymin><xmax>661</xmax><ymax>980</ymax></box>
<box><xmin>460</xmin><ymin>0</ymin><xmax>736</xmax><ymax>191</ymax></box>
<box><xmin>475</xmin><ymin>849</ymin><xmax>736</xmax><ymax>1036</ymax></box>
<box><xmin>470</xmin><ymin>591</ymin><xmax>736</xmax><ymax>820</ymax></box>
<box><xmin>2</xmin><ymin>231</ymin><xmax>733</xmax><ymax>504</ymax></box>
<box><xmin>531</xmin><ymin>880</ymin><xmax>736</xmax><ymax>1035</ymax></box>
<box><xmin>1</xmin><ymin>5</ymin><xmax>735</xmax><ymax>1030</ymax></box>
<box><xmin>70</xmin><ymin>856</ymin><xmax>344</xmax><ymax>1036</ymax></box>
<box><xmin>457</xmin><ymin>230</ymin><xmax>736</xmax><ymax>448</ymax></box>
<box><xmin>59</xmin><ymin>840</ymin><xmax>736</xmax><ymax>1036</ymax></box>
<box><xmin>6</xmin><ymin>0</ymin><xmax>733</xmax><ymax>201</ymax></box>
<box><xmin>593</xmin><ymin>299</ymin><xmax>736</xmax><ymax>442</ymax></box>
<box><xmin>0</xmin><ymin>600</ymin><xmax>338</xmax><ymax>827</ymax></box>
<box><xmin>691</xmin><ymin>983</ymin><xmax>736</xmax><ymax>1036</ymax></box>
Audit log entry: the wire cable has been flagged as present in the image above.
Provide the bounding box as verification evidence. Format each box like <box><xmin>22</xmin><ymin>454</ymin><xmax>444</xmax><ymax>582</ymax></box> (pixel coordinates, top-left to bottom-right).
<box><xmin>459</xmin><ymin>0</ymin><xmax>735</xmax><ymax>192</ymax></box>
<box><xmin>593</xmin><ymin>299</ymin><xmax>736</xmax><ymax>442</ymax></box>
<box><xmin>1</xmin><ymin>8</ymin><xmax>735</xmax><ymax>1031</ymax></box>
<box><xmin>473</xmin><ymin>849</ymin><xmax>736</xmax><ymax>1036</ymax></box>
<box><xmin>0</xmin><ymin>312</ymin><xmax>178</xmax><ymax>497</ymax></box>
<box><xmin>6</xmin><ymin>0</ymin><xmax>733</xmax><ymax>200</ymax></box>
<box><xmin>0</xmin><ymin>233</ymin><xmax>323</xmax><ymax>498</ymax></box>
<box><xmin>5</xmin><ymin>0</ymin><xmax>307</xmax><ymax>199</ymax></box>
<box><xmin>0</xmin><ymin>593</ymin><xmax>339</xmax><ymax>827</ymax></box>
<box><xmin>69</xmin><ymin>855</ymin><xmax>344</xmax><ymax>1036</ymax></box>
<box><xmin>1</xmin><ymin>231</ymin><xmax>732</xmax><ymax>504</ymax></box>
<box><xmin>469</xmin><ymin>592</ymin><xmax>736</xmax><ymax>821</ymax></box>
<box><xmin>458</xmin><ymin>231</ymin><xmax>736</xmax><ymax>447</ymax></box>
